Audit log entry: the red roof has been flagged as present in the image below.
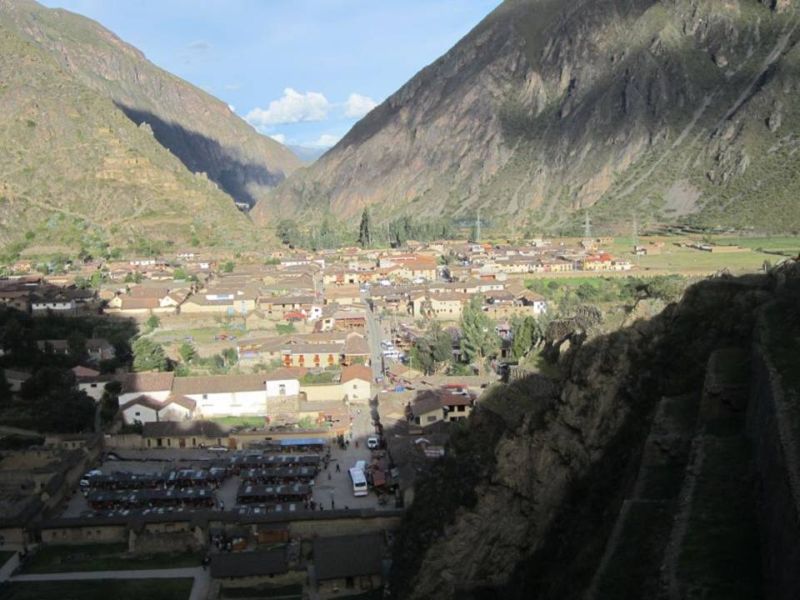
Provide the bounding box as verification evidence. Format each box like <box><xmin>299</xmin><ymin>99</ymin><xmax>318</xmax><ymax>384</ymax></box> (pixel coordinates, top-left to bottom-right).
<box><xmin>341</xmin><ymin>364</ymin><xmax>372</xmax><ymax>383</ymax></box>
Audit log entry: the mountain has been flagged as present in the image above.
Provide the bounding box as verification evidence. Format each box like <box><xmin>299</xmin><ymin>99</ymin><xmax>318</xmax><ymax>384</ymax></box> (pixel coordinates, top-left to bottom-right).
<box><xmin>390</xmin><ymin>261</ymin><xmax>800</xmax><ymax>599</ymax></box>
<box><xmin>288</xmin><ymin>145</ymin><xmax>328</xmax><ymax>164</ymax></box>
<box><xmin>255</xmin><ymin>0</ymin><xmax>800</xmax><ymax>234</ymax></box>
<box><xmin>0</xmin><ymin>0</ymin><xmax>300</xmax><ymax>255</ymax></box>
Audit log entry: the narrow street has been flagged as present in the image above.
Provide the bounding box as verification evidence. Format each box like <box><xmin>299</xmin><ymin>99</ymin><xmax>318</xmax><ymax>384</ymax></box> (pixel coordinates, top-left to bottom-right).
<box><xmin>363</xmin><ymin>291</ymin><xmax>385</xmax><ymax>383</ymax></box>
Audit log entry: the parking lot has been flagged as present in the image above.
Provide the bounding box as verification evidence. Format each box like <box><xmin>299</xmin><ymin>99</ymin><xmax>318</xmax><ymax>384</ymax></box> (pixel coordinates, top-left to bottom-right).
<box><xmin>61</xmin><ymin>408</ymin><xmax>390</xmax><ymax>519</ymax></box>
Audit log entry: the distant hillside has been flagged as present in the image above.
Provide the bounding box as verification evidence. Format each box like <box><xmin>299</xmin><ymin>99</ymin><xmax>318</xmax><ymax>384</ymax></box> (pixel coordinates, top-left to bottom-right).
<box><xmin>256</xmin><ymin>0</ymin><xmax>800</xmax><ymax>235</ymax></box>
<box><xmin>288</xmin><ymin>145</ymin><xmax>328</xmax><ymax>164</ymax></box>
<box><xmin>0</xmin><ymin>0</ymin><xmax>300</xmax><ymax>256</ymax></box>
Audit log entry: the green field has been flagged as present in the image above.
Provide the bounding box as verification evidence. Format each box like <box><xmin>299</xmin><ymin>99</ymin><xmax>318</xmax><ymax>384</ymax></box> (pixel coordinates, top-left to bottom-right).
<box><xmin>711</xmin><ymin>236</ymin><xmax>800</xmax><ymax>255</ymax></box>
<box><xmin>605</xmin><ymin>239</ymin><xmax>767</xmax><ymax>273</ymax></box>
<box><xmin>20</xmin><ymin>544</ymin><xmax>200</xmax><ymax>574</ymax></box>
<box><xmin>0</xmin><ymin>579</ymin><xmax>194</xmax><ymax>600</ymax></box>
<box><xmin>208</xmin><ymin>416</ymin><xmax>267</xmax><ymax>429</ymax></box>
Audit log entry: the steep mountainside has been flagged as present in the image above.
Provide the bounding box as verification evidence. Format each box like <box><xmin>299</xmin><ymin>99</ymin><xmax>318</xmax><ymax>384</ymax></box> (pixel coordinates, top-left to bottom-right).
<box><xmin>2</xmin><ymin>0</ymin><xmax>300</xmax><ymax>208</ymax></box>
<box><xmin>391</xmin><ymin>260</ymin><xmax>800</xmax><ymax>599</ymax></box>
<box><xmin>0</xmin><ymin>0</ymin><xmax>299</xmax><ymax>254</ymax></box>
<box><xmin>256</xmin><ymin>0</ymin><xmax>800</xmax><ymax>234</ymax></box>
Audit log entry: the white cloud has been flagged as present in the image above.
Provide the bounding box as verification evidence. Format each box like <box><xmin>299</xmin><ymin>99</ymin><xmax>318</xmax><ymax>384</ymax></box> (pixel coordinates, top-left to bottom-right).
<box><xmin>187</xmin><ymin>40</ymin><xmax>210</xmax><ymax>51</ymax></box>
<box><xmin>245</xmin><ymin>88</ymin><xmax>330</xmax><ymax>127</ymax></box>
<box><xmin>344</xmin><ymin>93</ymin><xmax>378</xmax><ymax>118</ymax></box>
<box><xmin>306</xmin><ymin>133</ymin><xmax>341</xmax><ymax>148</ymax></box>
<box><xmin>228</xmin><ymin>104</ymin><xmax>236</xmax><ymax>113</ymax></box>
<box><xmin>269</xmin><ymin>133</ymin><xmax>287</xmax><ymax>144</ymax></box>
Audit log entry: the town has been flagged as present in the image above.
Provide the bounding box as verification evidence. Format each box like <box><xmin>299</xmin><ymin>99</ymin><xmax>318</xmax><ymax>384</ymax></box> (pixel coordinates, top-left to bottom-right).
<box><xmin>0</xmin><ymin>230</ymin><xmax>780</xmax><ymax>599</ymax></box>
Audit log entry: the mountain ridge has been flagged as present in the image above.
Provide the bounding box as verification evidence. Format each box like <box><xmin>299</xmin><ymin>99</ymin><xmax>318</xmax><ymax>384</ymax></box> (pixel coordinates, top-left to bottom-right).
<box><xmin>254</xmin><ymin>0</ymin><xmax>800</xmax><ymax>235</ymax></box>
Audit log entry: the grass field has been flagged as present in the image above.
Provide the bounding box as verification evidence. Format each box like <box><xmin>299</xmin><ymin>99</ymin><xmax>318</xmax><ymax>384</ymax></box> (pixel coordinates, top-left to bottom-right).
<box><xmin>0</xmin><ymin>579</ymin><xmax>194</xmax><ymax>600</ymax></box>
<box><xmin>605</xmin><ymin>238</ymin><xmax>769</xmax><ymax>274</ymax></box>
<box><xmin>208</xmin><ymin>416</ymin><xmax>267</xmax><ymax>429</ymax></box>
<box><xmin>20</xmin><ymin>544</ymin><xmax>200</xmax><ymax>574</ymax></box>
<box><xmin>0</xmin><ymin>551</ymin><xmax>16</xmax><ymax>566</ymax></box>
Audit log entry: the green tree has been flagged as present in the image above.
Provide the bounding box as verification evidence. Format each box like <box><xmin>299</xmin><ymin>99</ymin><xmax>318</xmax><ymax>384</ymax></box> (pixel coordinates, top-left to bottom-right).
<box><xmin>178</xmin><ymin>341</ymin><xmax>196</xmax><ymax>363</ymax></box>
<box><xmin>145</xmin><ymin>314</ymin><xmax>160</xmax><ymax>331</ymax></box>
<box><xmin>132</xmin><ymin>337</ymin><xmax>167</xmax><ymax>372</ymax></box>
<box><xmin>221</xmin><ymin>347</ymin><xmax>238</xmax><ymax>366</ymax></box>
<box><xmin>358</xmin><ymin>208</ymin><xmax>372</xmax><ymax>247</ymax></box>
<box><xmin>173</xmin><ymin>267</ymin><xmax>189</xmax><ymax>280</ymax></box>
<box><xmin>89</xmin><ymin>271</ymin><xmax>105</xmax><ymax>288</ymax></box>
<box><xmin>511</xmin><ymin>316</ymin><xmax>540</xmax><ymax>360</ymax></box>
<box><xmin>276</xmin><ymin>219</ymin><xmax>300</xmax><ymax>246</ymax></box>
<box><xmin>67</xmin><ymin>330</ymin><xmax>88</xmax><ymax>362</ymax></box>
<box><xmin>20</xmin><ymin>368</ymin><xmax>95</xmax><ymax>433</ymax></box>
<box><xmin>460</xmin><ymin>296</ymin><xmax>500</xmax><ymax>370</ymax></box>
<box><xmin>99</xmin><ymin>381</ymin><xmax>121</xmax><ymax>426</ymax></box>
<box><xmin>222</xmin><ymin>260</ymin><xmax>235</xmax><ymax>273</ymax></box>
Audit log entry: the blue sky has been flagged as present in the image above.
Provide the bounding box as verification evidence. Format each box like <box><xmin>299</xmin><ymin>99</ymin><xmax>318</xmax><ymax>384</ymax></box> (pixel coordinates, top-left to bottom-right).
<box><xmin>40</xmin><ymin>0</ymin><xmax>502</xmax><ymax>149</ymax></box>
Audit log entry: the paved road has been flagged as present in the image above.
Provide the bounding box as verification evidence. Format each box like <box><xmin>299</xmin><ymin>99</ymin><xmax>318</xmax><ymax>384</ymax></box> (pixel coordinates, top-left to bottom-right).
<box><xmin>12</xmin><ymin>567</ymin><xmax>209</xmax><ymax>600</ymax></box>
<box><xmin>363</xmin><ymin>292</ymin><xmax>385</xmax><ymax>383</ymax></box>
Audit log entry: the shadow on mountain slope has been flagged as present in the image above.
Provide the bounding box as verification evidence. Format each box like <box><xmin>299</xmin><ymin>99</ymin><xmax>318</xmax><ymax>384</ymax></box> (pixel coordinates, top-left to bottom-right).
<box><xmin>116</xmin><ymin>104</ymin><xmax>284</xmax><ymax>208</ymax></box>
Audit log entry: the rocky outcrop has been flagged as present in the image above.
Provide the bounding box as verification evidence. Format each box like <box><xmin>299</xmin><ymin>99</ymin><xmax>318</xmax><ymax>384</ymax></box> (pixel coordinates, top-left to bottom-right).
<box><xmin>259</xmin><ymin>0</ymin><xmax>800</xmax><ymax>234</ymax></box>
<box><xmin>390</xmin><ymin>263</ymin><xmax>800</xmax><ymax>599</ymax></box>
<box><xmin>748</xmin><ymin>309</ymin><xmax>800</xmax><ymax>600</ymax></box>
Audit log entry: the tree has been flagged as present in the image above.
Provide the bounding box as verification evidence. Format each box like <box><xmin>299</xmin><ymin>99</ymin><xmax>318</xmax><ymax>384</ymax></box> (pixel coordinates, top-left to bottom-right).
<box><xmin>67</xmin><ymin>330</ymin><xmax>88</xmax><ymax>362</ymax></box>
<box><xmin>221</xmin><ymin>347</ymin><xmax>238</xmax><ymax>366</ymax></box>
<box><xmin>358</xmin><ymin>208</ymin><xmax>372</xmax><ymax>247</ymax></box>
<box><xmin>276</xmin><ymin>219</ymin><xmax>300</xmax><ymax>246</ymax></box>
<box><xmin>222</xmin><ymin>260</ymin><xmax>235</xmax><ymax>273</ymax></box>
<box><xmin>145</xmin><ymin>314</ymin><xmax>161</xmax><ymax>331</ymax></box>
<box><xmin>20</xmin><ymin>368</ymin><xmax>95</xmax><ymax>433</ymax></box>
<box><xmin>132</xmin><ymin>337</ymin><xmax>167</xmax><ymax>372</ymax></box>
<box><xmin>99</xmin><ymin>381</ymin><xmax>121</xmax><ymax>426</ymax></box>
<box><xmin>173</xmin><ymin>267</ymin><xmax>189</xmax><ymax>280</ymax></box>
<box><xmin>460</xmin><ymin>296</ymin><xmax>500</xmax><ymax>370</ymax></box>
<box><xmin>511</xmin><ymin>316</ymin><xmax>540</xmax><ymax>360</ymax></box>
<box><xmin>178</xmin><ymin>341</ymin><xmax>196</xmax><ymax>363</ymax></box>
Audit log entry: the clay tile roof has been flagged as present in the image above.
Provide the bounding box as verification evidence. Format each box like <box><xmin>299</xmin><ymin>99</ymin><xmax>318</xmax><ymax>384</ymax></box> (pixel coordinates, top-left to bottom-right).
<box><xmin>120</xmin><ymin>394</ymin><xmax>163</xmax><ymax>411</ymax></box>
<box><xmin>341</xmin><ymin>364</ymin><xmax>372</xmax><ymax>383</ymax></box>
<box><xmin>122</xmin><ymin>372</ymin><xmax>175</xmax><ymax>394</ymax></box>
<box><xmin>164</xmin><ymin>395</ymin><xmax>197</xmax><ymax>410</ymax></box>
<box><xmin>264</xmin><ymin>367</ymin><xmax>307</xmax><ymax>382</ymax></box>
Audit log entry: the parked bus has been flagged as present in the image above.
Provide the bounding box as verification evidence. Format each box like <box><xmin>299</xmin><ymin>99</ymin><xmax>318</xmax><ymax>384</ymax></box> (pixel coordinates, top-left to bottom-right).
<box><xmin>349</xmin><ymin>466</ymin><xmax>368</xmax><ymax>497</ymax></box>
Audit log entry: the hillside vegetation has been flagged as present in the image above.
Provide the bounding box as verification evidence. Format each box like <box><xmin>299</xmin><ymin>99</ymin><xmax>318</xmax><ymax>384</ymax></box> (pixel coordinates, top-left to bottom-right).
<box><xmin>0</xmin><ymin>0</ymin><xmax>300</xmax><ymax>256</ymax></box>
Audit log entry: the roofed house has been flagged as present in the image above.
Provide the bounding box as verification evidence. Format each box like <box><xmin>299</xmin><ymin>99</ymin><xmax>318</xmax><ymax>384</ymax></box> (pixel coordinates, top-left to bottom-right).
<box><xmin>264</xmin><ymin>367</ymin><xmax>306</xmax><ymax>398</ymax></box>
<box><xmin>172</xmin><ymin>374</ymin><xmax>270</xmax><ymax>417</ymax></box>
<box><xmin>142</xmin><ymin>420</ymin><xmax>229</xmax><ymax>449</ymax></box>
<box><xmin>410</xmin><ymin>391</ymin><xmax>445</xmax><ymax>427</ymax></box>
<box><xmin>340</xmin><ymin>364</ymin><xmax>372</xmax><ymax>403</ymax></box>
<box><xmin>313</xmin><ymin>534</ymin><xmax>385</xmax><ymax>595</ymax></box>
<box><xmin>342</xmin><ymin>332</ymin><xmax>370</xmax><ymax>366</ymax></box>
<box><xmin>210</xmin><ymin>547</ymin><xmax>297</xmax><ymax>587</ymax></box>
<box><xmin>118</xmin><ymin>372</ymin><xmax>176</xmax><ymax>405</ymax></box>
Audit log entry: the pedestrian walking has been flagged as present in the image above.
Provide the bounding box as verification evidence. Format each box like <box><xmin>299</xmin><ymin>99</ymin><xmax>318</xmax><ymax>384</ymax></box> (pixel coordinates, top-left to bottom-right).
<box><xmin>336</xmin><ymin>463</ymin><xmax>340</xmax><ymax>473</ymax></box>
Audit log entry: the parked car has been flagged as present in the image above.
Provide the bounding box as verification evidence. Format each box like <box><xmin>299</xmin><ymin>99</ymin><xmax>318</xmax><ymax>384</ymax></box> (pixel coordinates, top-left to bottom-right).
<box><xmin>367</xmin><ymin>436</ymin><xmax>380</xmax><ymax>450</ymax></box>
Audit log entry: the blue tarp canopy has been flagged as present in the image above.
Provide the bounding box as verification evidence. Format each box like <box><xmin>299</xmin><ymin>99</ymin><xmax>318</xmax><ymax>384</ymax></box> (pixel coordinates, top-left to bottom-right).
<box><xmin>278</xmin><ymin>438</ymin><xmax>326</xmax><ymax>446</ymax></box>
